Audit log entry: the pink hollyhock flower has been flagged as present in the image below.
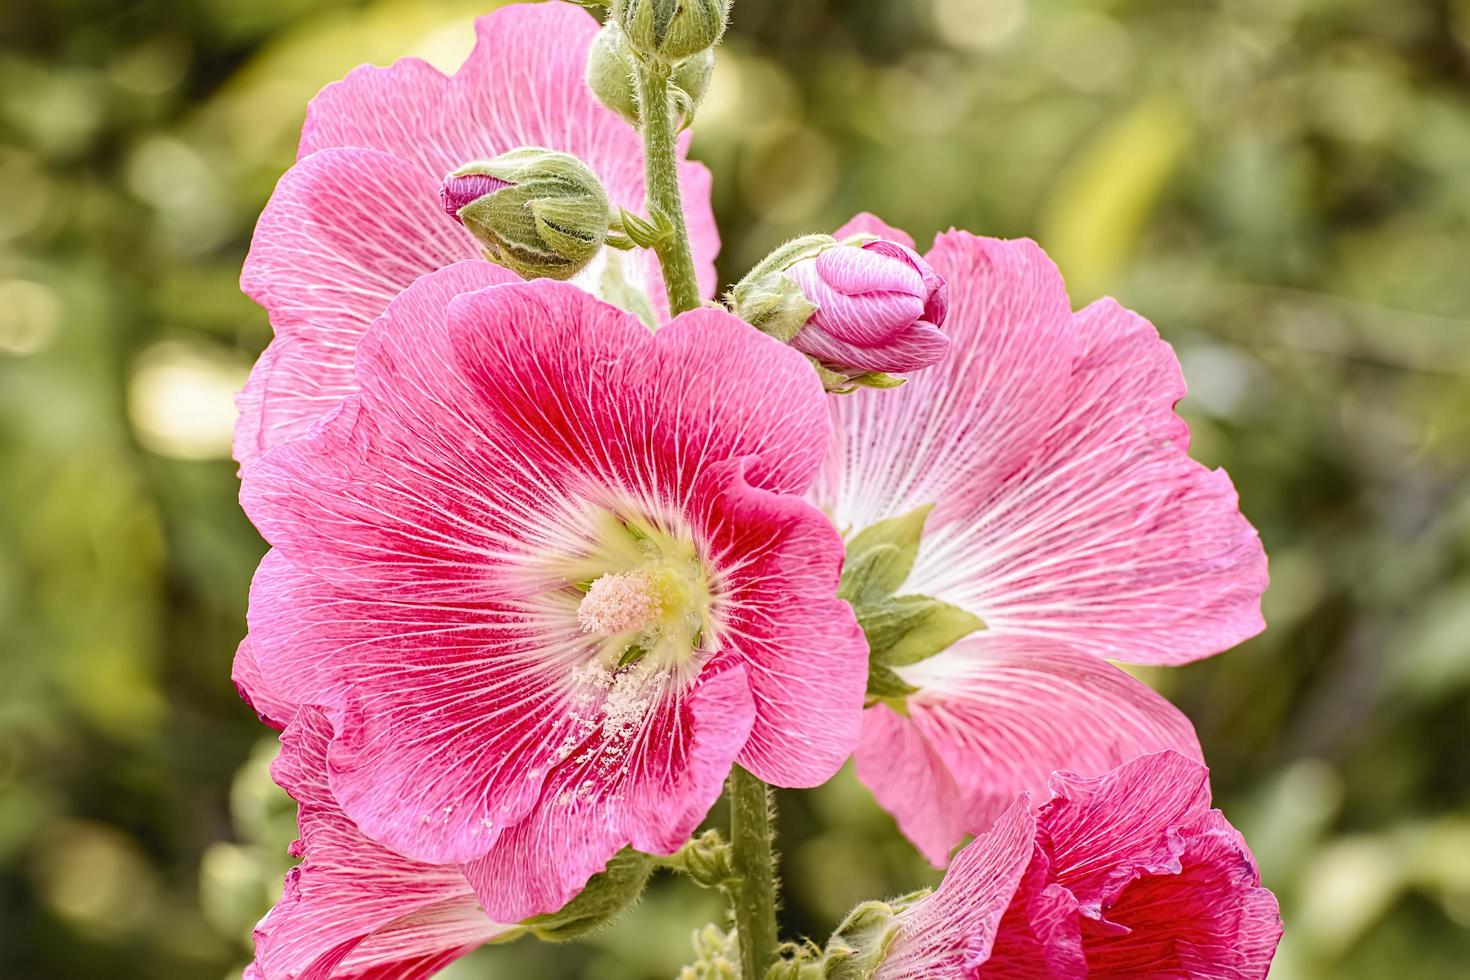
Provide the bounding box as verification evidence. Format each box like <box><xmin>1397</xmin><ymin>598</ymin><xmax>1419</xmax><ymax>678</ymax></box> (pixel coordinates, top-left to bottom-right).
<box><xmin>788</xmin><ymin>238</ymin><xmax>950</xmax><ymax>374</ymax></box>
<box><xmin>812</xmin><ymin>214</ymin><xmax>1268</xmax><ymax>865</ymax></box>
<box><xmin>234</xmin><ymin>1</ymin><xmax>720</xmax><ymax>469</ymax></box>
<box><xmin>237</xmin><ymin>263</ymin><xmax>865</xmax><ymax>921</ymax></box>
<box><xmin>248</xmin><ymin>706</ymin><xmax>511</xmax><ymax>980</ymax></box>
<box><xmin>874</xmin><ymin>752</ymin><xmax>1281</xmax><ymax>979</ymax></box>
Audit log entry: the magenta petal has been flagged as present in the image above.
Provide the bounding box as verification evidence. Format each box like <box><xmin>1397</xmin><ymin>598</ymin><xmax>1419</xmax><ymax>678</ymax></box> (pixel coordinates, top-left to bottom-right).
<box><xmin>875</xmin><ymin>799</ymin><xmax>1036</xmax><ymax>980</ymax></box>
<box><xmin>235</xmin><ymin>149</ymin><xmax>501</xmax><ymax>469</ymax></box>
<box><xmin>297</xmin><ymin>2</ymin><xmax>718</xmax><ymax>313</ymax></box>
<box><xmin>247</xmin><ymin>553</ymin><xmax>555</xmax><ymax>863</ymax></box>
<box><xmin>691</xmin><ymin>459</ymin><xmax>866</xmax><ymax>788</ymax></box>
<box><xmin>1038</xmin><ymin>753</ymin><xmax>1282</xmax><ymax>978</ymax></box>
<box><xmin>907</xmin><ymin>297</ymin><xmax>1268</xmax><ymax>665</ymax></box>
<box><xmin>835</xmin><ymin>212</ymin><xmax>918</xmax><ymax>249</ymax></box>
<box><xmin>251</xmin><ymin>708</ymin><xmax>506</xmax><ymax>980</ymax></box>
<box><xmin>815</xmin><ymin>231</ymin><xmax>1078</xmax><ymax>535</ymax></box>
<box><xmin>232</xmin><ymin>636</ymin><xmax>293</xmax><ymax>731</ymax></box>
<box><xmin>1078</xmin><ymin>808</ymin><xmax>1282</xmax><ymax>978</ymax></box>
<box><xmin>460</xmin><ymin>661</ymin><xmax>754</xmax><ymax>921</ymax></box>
<box><xmin>855</xmin><ymin>637</ymin><xmax>1202</xmax><ymax>866</ymax></box>
<box><xmin>853</xmin><ymin>704</ymin><xmax>972</xmax><ymax>867</ymax></box>
<box><xmin>242</xmin><ymin>271</ymin><xmax>852</xmax><ymax>887</ymax></box>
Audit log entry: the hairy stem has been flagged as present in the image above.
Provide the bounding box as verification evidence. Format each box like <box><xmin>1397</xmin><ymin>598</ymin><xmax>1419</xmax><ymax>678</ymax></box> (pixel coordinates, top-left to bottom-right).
<box><xmin>729</xmin><ymin>765</ymin><xmax>778</xmax><ymax>979</ymax></box>
<box><xmin>635</xmin><ymin>62</ymin><xmax>702</xmax><ymax>316</ymax></box>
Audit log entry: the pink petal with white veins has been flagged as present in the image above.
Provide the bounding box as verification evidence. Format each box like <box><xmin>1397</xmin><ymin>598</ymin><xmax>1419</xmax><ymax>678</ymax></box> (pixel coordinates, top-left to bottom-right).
<box><xmin>251</xmin><ymin>707</ymin><xmax>506</xmax><ymax>980</ymax></box>
<box><xmin>855</xmin><ymin>637</ymin><xmax>1202</xmax><ymax>866</ymax></box>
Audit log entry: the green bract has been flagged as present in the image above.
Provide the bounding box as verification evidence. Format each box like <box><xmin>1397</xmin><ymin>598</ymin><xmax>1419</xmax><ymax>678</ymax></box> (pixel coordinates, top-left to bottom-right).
<box><xmin>448</xmin><ymin>148</ymin><xmax>610</xmax><ymax>281</ymax></box>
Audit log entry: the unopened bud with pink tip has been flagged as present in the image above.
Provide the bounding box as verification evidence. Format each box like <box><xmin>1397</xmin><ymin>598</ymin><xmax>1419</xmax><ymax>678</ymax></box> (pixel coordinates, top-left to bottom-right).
<box><xmin>730</xmin><ymin>234</ymin><xmax>950</xmax><ymax>391</ymax></box>
<box><xmin>441</xmin><ymin>147</ymin><xmax>609</xmax><ymax>282</ymax></box>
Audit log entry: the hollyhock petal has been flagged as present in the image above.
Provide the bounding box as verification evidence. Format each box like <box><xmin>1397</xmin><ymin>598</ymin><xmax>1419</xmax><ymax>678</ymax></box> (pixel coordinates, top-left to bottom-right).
<box><xmin>238</xmin><ymin>4</ymin><xmax>722</xmax><ymax>469</ymax></box>
<box><xmin>461</xmin><ymin>662</ymin><xmax>754</xmax><ymax>921</ymax></box>
<box><xmin>797</xmin><ymin>319</ymin><xmax>952</xmax><ymax>377</ymax></box>
<box><xmin>875</xmin><ymin>753</ymin><xmax>1280</xmax><ymax>979</ymax></box>
<box><xmin>855</xmin><ymin>637</ymin><xmax>1202</xmax><ymax>865</ymax></box>
<box><xmin>232</xmin><ymin>636</ymin><xmax>293</xmax><ymax>731</ymax></box>
<box><xmin>874</xmin><ymin>799</ymin><xmax>1036</xmax><ymax>980</ymax></box>
<box><xmin>247</xmin><ymin>551</ymin><xmax>581</xmax><ymax>864</ymax></box>
<box><xmin>690</xmin><ymin>459</ymin><xmax>865</xmax><ymax>788</ymax></box>
<box><xmin>1039</xmin><ymin>753</ymin><xmax>1281</xmax><ymax>978</ymax></box>
<box><xmin>984</xmin><ymin>846</ymin><xmax>1089</xmax><ymax>979</ymax></box>
<box><xmin>243</xmin><ymin>271</ymin><xmax>856</xmax><ymax>884</ymax></box>
<box><xmin>245</xmin><ymin>283</ymin><xmax>831</xmax><ymax>599</ymax></box>
<box><xmin>298</xmin><ymin>2</ymin><xmax>718</xmax><ymax>310</ymax></box>
<box><xmin>815</xmin><ymin>231</ymin><xmax>1077</xmax><ymax>533</ymax></box>
<box><xmin>852</xmin><ymin>705</ymin><xmax>972</xmax><ymax>868</ymax></box>
<box><xmin>1079</xmin><ymin>809</ymin><xmax>1282</xmax><ymax>978</ymax></box>
<box><xmin>1036</xmin><ymin>751</ymin><xmax>1213</xmax><ymax>912</ymax></box>
<box><xmin>251</xmin><ymin>707</ymin><xmax>506</xmax><ymax>980</ymax></box>
<box><xmin>908</xmin><ymin>298</ymin><xmax>1268</xmax><ymax>665</ymax></box>
<box><xmin>235</xmin><ymin>149</ymin><xmax>503</xmax><ymax>468</ymax></box>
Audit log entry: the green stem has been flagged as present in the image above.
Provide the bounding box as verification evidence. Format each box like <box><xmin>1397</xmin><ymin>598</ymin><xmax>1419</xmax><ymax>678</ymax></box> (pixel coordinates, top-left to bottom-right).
<box><xmin>635</xmin><ymin>62</ymin><xmax>703</xmax><ymax>316</ymax></box>
<box><xmin>729</xmin><ymin>765</ymin><xmax>778</xmax><ymax>979</ymax></box>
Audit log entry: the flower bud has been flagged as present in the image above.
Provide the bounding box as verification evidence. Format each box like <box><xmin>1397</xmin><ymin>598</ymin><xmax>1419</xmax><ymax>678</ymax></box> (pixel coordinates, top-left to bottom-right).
<box><xmin>614</xmin><ymin>0</ymin><xmax>729</xmax><ymax>64</ymax></box>
<box><xmin>588</xmin><ymin>23</ymin><xmax>715</xmax><ymax>127</ymax></box>
<box><xmin>441</xmin><ymin>147</ymin><xmax>610</xmax><ymax>281</ymax></box>
<box><xmin>730</xmin><ymin>234</ymin><xmax>951</xmax><ymax>388</ymax></box>
<box><xmin>678</xmin><ymin>924</ymin><xmax>741</xmax><ymax>980</ymax></box>
<box><xmin>787</xmin><ymin>238</ymin><xmax>949</xmax><ymax>376</ymax></box>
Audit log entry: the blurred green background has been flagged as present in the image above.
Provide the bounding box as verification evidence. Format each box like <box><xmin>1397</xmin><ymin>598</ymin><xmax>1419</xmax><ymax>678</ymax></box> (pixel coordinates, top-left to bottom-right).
<box><xmin>2</xmin><ymin>0</ymin><xmax>1469</xmax><ymax>976</ymax></box>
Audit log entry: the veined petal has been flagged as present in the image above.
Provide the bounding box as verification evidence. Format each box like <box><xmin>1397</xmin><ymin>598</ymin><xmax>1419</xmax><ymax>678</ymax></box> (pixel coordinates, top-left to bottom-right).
<box><xmin>815</xmin><ymin>230</ymin><xmax>1077</xmax><ymax>536</ymax></box>
<box><xmin>233</xmin><ymin>636</ymin><xmax>293</xmax><ymax>731</ymax></box>
<box><xmin>908</xmin><ymin>298</ymin><xmax>1267</xmax><ymax>665</ymax></box>
<box><xmin>240</xmin><ymin>270</ymin><xmax>852</xmax><ymax>898</ymax></box>
<box><xmin>251</xmin><ymin>708</ymin><xmax>507</xmax><ymax>979</ymax></box>
<box><xmin>855</xmin><ymin>637</ymin><xmax>1202</xmax><ymax>866</ymax></box>
<box><xmin>235</xmin><ymin>150</ymin><xmax>499</xmax><ymax>469</ymax></box>
<box><xmin>461</xmin><ymin>661</ymin><xmax>754</xmax><ymax>921</ymax></box>
<box><xmin>248</xmin><ymin>551</ymin><xmax>578</xmax><ymax>865</ymax></box>
<box><xmin>297</xmin><ymin>2</ymin><xmax>718</xmax><ymax>312</ymax></box>
<box><xmin>874</xmin><ymin>799</ymin><xmax>1036</xmax><ymax>980</ymax></box>
<box><xmin>691</xmin><ymin>458</ymin><xmax>865</xmax><ymax>788</ymax></box>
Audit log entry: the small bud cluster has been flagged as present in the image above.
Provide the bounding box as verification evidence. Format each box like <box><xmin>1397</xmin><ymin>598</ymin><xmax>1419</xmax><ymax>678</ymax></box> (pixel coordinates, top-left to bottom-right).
<box><xmin>677</xmin><ymin>924</ymin><xmax>741</xmax><ymax>980</ymax></box>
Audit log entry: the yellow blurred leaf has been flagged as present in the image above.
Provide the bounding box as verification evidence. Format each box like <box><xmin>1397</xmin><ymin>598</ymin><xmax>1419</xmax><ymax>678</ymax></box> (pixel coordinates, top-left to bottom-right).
<box><xmin>1040</xmin><ymin>95</ymin><xmax>1192</xmax><ymax>298</ymax></box>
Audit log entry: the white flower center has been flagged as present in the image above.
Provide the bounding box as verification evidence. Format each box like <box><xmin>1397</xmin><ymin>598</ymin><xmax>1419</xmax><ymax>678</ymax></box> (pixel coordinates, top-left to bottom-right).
<box><xmin>577</xmin><ymin>570</ymin><xmax>664</xmax><ymax>636</ymax></box>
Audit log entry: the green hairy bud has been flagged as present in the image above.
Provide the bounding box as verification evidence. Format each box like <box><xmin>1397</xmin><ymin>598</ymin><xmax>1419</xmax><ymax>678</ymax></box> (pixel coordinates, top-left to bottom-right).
<box><xmin>441</xmin><ymin>147</ymin><xmax>610</xmax><ymax>281</ymax></box>
<box><xmin>588</xmin><ymin>22</ymin><xmax>715</xmax><ymax>127</ymax></box>
<box><xmin>614</xmin><ymin>0</ymin><xmax>730</xmax><ymax>64</ymax></box>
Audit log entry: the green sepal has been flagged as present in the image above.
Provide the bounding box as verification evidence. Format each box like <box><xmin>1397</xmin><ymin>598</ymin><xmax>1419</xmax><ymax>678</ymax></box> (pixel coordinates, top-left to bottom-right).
<box><xmin>866</xmin><ymin>663</ymin><xmax>919</xmax><ymax>709</ymax></box>
<box><xmin>838</xmin><ymin>504</ymin><xmax>932</xmax><ymax>603</ymax></box>
<box><xmin>821</xmin><ymin>900</ymin><xmax>904</xmax><ymax>980</ymax></box>
<box><xmin>524</xmin><ymin>847</ymin><xmax>654</xmax><ymax>941</ymax></box>
<box><xmin>617</xmin><ymin>206</ymin><xmax>673</xmax><ymax>250</ymax></box>
<box><xmin>857</xmin><ymin>595</ymin><xmax>985</xmax><ymax>668</ymax></box>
